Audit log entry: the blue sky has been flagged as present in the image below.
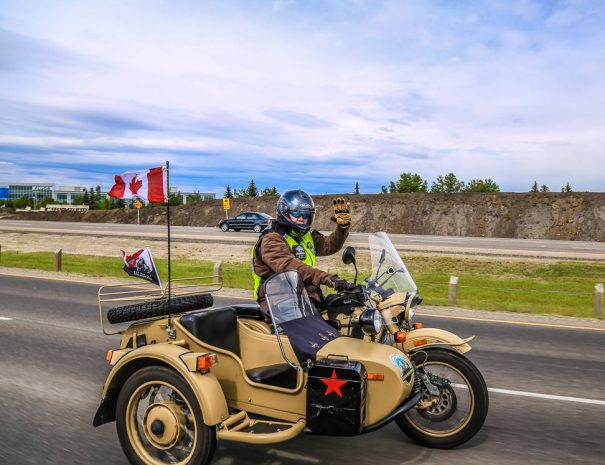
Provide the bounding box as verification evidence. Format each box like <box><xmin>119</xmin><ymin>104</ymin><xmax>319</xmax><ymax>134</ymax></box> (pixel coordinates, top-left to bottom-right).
<box><xmin>1</xmin><ymin>0</ymin><xmax>604</xmax><ymax>195</ymax></box>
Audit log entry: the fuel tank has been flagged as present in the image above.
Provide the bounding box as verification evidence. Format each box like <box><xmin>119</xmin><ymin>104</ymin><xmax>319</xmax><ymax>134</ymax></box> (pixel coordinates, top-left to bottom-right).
<box><xmin>315</xmin><ymin>337</ymin><xmax>415</xmax><ymax>426</ymax></box>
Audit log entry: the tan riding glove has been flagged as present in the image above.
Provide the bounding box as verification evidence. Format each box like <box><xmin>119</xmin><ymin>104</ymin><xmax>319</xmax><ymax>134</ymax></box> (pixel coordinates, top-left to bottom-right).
<box><xmin>331</xmin><ymin>198</ymin><xmax>351</xmax><ymax>229</ymax></box>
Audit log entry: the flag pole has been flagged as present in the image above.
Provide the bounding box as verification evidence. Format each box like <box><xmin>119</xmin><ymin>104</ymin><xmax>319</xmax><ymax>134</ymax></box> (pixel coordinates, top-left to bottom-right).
<box><xmin>166</xmin><ymin>160</ymin><xmax>173</xmax><ymax>335</ymax></box>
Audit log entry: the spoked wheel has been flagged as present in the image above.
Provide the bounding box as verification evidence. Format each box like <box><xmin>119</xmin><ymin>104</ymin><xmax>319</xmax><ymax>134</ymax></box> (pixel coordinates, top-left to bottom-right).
<box><xmin>116</xmin><ymin>366</ymin><xmax>216</xmax><ymax>465</ymax></box>
<box><xmin>396</xmin><ymin>349</ymin><xmax>489</xmax><ymax>449</ymax></box>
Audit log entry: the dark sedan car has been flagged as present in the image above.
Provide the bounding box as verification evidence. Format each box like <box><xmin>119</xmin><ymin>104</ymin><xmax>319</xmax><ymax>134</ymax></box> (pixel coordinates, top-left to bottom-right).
<box><xmin>218</xmin><ymin>212</ymin><xmax>273</xmax><ymax>233</ymax></box>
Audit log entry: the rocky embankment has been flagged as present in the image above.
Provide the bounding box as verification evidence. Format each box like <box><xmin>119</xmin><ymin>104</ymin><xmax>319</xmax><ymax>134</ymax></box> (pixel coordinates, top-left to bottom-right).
<box><xmin>3</xmin><ymin>192</ymin><xmax>605</xmax><ymax>242</ymax></box>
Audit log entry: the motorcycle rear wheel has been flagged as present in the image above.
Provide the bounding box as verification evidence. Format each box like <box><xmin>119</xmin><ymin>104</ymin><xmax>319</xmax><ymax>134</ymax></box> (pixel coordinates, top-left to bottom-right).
<box><xmin>396</xmin><ymin>349</ymin><xmax>488</xmax><ymax>449</ymax></box>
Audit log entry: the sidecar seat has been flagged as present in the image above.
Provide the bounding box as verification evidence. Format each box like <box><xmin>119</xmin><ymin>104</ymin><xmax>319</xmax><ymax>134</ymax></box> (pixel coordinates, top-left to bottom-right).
<box><xmin>180</xmin><ymin>306</ymin><xmax>297</xmax><ymax>389</ymax></box>
<box><xmin>180</xmin><ymin>307</ymin><xmax>240</xmax><ymax>356</ymax></box>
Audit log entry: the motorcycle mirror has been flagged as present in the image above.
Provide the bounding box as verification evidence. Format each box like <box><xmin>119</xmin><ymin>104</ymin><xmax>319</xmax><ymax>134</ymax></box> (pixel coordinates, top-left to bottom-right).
<box><xmin>342</xmin><ymin>246</ymin><xmax>356</xmax><ymax>265</ymax></box>
<box><xmin>379</xmin><ymin>248</ymin><xmax>386</xmax><ymax>264</ymax></box>
<box><xmin>387</xmin><ymin>267</ymin><xmax>395</xmax><ymax>274</ymax></box>
<box><xmin>342</xmin><ymin>246</ymin><xmax>358</xmax><ymax>284</ymax></box>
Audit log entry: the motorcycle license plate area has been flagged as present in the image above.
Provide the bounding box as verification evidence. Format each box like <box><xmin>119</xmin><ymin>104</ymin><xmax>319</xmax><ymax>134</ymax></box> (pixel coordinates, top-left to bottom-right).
<box><xmin>306</xmin><ymin>358</ymin><xmax>367</xmax><ymax>436</ymax></box>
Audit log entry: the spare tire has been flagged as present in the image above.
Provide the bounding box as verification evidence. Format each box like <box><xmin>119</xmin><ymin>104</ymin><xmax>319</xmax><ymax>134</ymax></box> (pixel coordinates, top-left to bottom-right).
<box><xmin>107</xmin><ymin>293</ymin><xmax>214</xmax><ymax>324</ymax></box>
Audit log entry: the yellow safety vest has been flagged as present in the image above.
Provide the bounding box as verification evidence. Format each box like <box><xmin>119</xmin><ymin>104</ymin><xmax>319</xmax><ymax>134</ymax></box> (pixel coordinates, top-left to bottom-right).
<box><xmin>251</xmin><ymin>230</ymin><xmax>316</xmax><ymax>300</ymax></box>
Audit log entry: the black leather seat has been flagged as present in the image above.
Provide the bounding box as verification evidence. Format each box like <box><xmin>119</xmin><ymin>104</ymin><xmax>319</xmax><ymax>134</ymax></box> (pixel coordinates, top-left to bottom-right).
<box><xmin>180</xmin><ymin>307</ymin><xmax>240</xmax><ymax>356</ymax></box>
<box><xmin>232</xmin><ymin>303</ymin><xmax>264</xmax><ymax>320</ymax></box>
<box><xmin>246</xmin><ymin>364</ymin><xmax>298</xmax><ymax>389</ymax></box>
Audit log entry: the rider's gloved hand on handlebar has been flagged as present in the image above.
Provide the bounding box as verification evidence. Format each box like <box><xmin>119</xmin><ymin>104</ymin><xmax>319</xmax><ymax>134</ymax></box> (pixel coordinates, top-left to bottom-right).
<box><xmin>328</xmin><ymin>275</ymin><xmax>350</xmax><ymax>292</ymax></box>
<box><xmin>330</xmin><ymin>198</ymin><xmax>351</xmax><ymax>229</ymax></box>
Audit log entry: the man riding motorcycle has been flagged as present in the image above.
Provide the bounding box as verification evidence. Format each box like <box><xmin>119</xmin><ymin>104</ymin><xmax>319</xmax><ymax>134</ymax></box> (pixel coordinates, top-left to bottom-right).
<box><xmin>251</xmin><ymin>190</ymin><xmax>352</xmax><ymax>314</ymax></box>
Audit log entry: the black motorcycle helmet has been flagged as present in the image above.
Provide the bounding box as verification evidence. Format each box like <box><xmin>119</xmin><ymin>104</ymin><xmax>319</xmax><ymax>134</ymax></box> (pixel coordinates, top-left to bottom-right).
<box><xmin>275</xmin><ymin>189</ymin><xmax>316</xmax><ymax>237</ymax></box>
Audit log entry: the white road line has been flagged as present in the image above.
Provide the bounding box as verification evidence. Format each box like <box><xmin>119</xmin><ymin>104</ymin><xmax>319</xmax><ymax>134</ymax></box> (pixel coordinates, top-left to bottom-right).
<box><xmin>452</xmin><ymin>383</ymin><xmax>605</xmax><ymax>405</ymax></box>
<box><xmin>0</xmin><ymin>316</ymin><xmax>13</xmax><ymax>321</ymax></box>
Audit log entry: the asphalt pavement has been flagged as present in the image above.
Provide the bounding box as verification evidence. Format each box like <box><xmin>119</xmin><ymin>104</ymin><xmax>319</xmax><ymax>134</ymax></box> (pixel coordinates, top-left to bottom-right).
<box><xmin>1</xmin><ymin>274</ymin><xmax>604</xmax><ymax>465</ymax></box>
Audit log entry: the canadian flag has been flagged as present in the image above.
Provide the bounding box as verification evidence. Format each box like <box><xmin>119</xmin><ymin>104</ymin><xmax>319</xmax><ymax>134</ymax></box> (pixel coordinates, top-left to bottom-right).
<box><xmin>108</xmin><ymin>167</ymin><xmax>166</xmax><ymax>202</ymax></box>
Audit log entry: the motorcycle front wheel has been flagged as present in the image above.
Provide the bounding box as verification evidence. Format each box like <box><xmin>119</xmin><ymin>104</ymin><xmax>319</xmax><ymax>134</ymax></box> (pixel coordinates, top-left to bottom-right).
<box><xmin>396</xmin><ymin>349</ymin><xmax>489</xmax><ymax>449</ymax></box>
<box><xmin>116</xmin><ymin>366</ymin><xmax>216</xmax><ymax>465</ymax></box>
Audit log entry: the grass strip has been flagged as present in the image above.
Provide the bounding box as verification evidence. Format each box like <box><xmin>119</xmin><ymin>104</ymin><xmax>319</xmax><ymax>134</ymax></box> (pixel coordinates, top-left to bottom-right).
<box><xmin>0</xmin><ymin>250</ymin><xmax>603</xmax><ymax>319</ymax></box>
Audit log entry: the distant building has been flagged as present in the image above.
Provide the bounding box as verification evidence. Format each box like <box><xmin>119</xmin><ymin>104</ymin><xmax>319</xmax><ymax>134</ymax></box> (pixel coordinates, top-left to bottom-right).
<box><xmin>0</xmin><ymin>182</ymin><xmax>215</xmax><ymax>205</ymax></box>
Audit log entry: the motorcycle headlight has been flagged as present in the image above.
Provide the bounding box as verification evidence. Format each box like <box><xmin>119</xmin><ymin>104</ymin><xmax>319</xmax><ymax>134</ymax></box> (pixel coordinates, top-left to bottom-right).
<box><xmin>359</xmin><ymin>309</ymin><xmax>383</xmax><ymax>336</ymax></box>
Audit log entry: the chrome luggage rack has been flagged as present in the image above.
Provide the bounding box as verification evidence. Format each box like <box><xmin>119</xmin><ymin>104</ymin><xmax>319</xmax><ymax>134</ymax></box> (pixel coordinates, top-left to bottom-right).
<box><xmin>98</xmin><ymin>274</ymin><xmax>222</xmax><ymax>335</ymax></box>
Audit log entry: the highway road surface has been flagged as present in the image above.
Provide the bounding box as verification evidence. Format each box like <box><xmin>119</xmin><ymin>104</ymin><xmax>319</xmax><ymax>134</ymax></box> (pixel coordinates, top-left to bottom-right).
<box><xmin>1</xmin><ymin>219</ymin><xmax>605</xmax><ymax>261</ymax></box>
<box><xmin>1</xmin><ymin>273</ymin><xmax>604</xmax><ymax>465</ymax></box>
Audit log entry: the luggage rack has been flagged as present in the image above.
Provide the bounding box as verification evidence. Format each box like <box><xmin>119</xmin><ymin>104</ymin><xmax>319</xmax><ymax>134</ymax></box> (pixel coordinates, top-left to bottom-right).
<box><xmin>98</xmin><ymin>274</ymin><xmax>222</xmax><ymax>335</ymax></box>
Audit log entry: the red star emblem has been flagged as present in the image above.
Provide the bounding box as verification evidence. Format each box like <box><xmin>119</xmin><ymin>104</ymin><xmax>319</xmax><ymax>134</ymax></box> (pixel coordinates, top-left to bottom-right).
<box><xmin>321</xmin><ymin>370</ymin><xmax>348</xmax><ymax>397</ymax></box>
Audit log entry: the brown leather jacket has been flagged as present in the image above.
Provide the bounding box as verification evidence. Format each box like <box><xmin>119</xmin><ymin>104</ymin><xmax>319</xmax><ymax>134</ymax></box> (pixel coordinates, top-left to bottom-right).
<box><xmin>253</xmin><ymin>224</ymin><xmax>349</xmax><ymax>305</ymax></box>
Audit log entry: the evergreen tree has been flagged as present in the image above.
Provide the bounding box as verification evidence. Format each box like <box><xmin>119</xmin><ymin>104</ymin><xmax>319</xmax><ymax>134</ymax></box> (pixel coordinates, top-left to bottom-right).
<box><xmin>246</xmin><ymin>179</ymin><xmax>258</xmax><ymax>197</ymax></box>
<box><xmin>530</xmin><ymin>181</ymin><xmax>538</xmax><ymax>192</ymax></box>
<box><xmin>464</xmin><ymin>179</ymin><xmax>500</xmax><ymax>192</ymax></box>
<box><xmin>224</xmin><ymin>185</ymin><xmax>233</xmax><ymax>199</ymax></box>
<box><xmin>95</xmin><ymin>185</ymin><xmax>102</xmax><ymax>204</ymax></box>
<box><xmin>540</xmin><ymin>184</ymin><xmax>550</xmax><ymax>193</ymax></box>
<box><xmin>88</xmin><ymin>187</ymin><xmax>96</xmax><ymax>209</ymax></box>
<box><xmin>430</xmin><ymin>173</ymin><xmax>465</xmax><ymax>193</ymax></box>
<box><xmin>380</xmin><ymin>185</ymin><xmax>388</xmax><ymax>194</ymax></box>
<box><xmin>354</xmin><ymin>182</ymin><xmax>360</xmax><ymax>194</ymax></box>
<box><xmin>562</xmin><ymin>182</ymin><xmax>573</xmax><ymax>193</ymax></box>
<box><xmin>82</xmin><ymin>189</ymin><xmax>90</xmax><ymax>205</ymax></box>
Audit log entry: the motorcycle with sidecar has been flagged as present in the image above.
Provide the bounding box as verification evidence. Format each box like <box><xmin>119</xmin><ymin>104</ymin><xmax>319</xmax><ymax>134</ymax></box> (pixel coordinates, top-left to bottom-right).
<box><xmin>93</xmin><ymin>233</ymin><xmax>488</xmax><ymax>465</ymax></box>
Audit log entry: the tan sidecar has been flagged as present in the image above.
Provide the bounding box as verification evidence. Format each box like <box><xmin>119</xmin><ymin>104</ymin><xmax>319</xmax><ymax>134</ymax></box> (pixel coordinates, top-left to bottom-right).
<box><xmin>94</xmin><ymin>271</ymin><xmax>421</xmax><ymax>465</ymax></box>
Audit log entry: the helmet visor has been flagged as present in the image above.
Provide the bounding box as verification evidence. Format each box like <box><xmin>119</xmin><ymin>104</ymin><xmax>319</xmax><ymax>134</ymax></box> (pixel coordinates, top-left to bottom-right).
<box><xmin>288</xmin><ymin>209</ymin><xmax>313</xmax><ymax>225</ymax></box>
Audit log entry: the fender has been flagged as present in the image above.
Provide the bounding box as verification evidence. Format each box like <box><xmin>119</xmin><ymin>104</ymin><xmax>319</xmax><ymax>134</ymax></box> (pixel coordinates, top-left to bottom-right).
<box><xmin>93</xmin><ymin>343</ymin><xmax>229</xmax><ymax>427</ymax></box>
<box><xmin>403</xmin><ymin>328</ymin><xmax>474</xmax><ymax>355</ymax></box>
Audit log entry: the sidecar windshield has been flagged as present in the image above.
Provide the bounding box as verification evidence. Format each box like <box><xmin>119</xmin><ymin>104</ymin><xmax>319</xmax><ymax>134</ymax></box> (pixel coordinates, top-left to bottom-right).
<box><xmin>368</xmin><ymin>232</ymin><xmax>417</xmax><ymax>295</ymax></box>
<box><xmin>264</xmin><ymin>270</ymin><xmax>318</xmax><ymax>326</ymax></box>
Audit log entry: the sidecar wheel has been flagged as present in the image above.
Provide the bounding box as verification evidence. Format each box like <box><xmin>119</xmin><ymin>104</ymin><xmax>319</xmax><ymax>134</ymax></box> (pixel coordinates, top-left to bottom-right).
<box><xmin>396</xmin><ymin>349</ymin><xmax>488</xmax><ymax>449</ymax></box>
<box><xmin>116</xmin><ymin>366</ymin><xmax>216</xmax><ymax>465</ymax></box>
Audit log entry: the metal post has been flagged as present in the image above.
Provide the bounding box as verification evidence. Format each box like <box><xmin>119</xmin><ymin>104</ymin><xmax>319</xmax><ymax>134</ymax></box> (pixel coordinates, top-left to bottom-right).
<box><xmin>0</xmin><ymin>243</ymin><xmax>2</xmax><ymax>265</ymax></box>
<box><xmin>448</xmin><ymin>276</ymin><xmax>458</xmax><ymax>306</ymax></box>
<box><xmin>54</xmin><ymin>249</ymin><xmax>62</xmax><ymax>272</ymax></box>
<box><xmin>137</xmin><ymin>207</ymin><xmax>140</xmax><ymax>225</ymax></box>
<box><xmin>595</xmin><ymin>283</ymin><xmax>604</xmax><ymax>319</ymax></box>
<box><xmin>214</xmin><ymin>261</ymin><xmax>223</xmax><ymax>284</ymax></box>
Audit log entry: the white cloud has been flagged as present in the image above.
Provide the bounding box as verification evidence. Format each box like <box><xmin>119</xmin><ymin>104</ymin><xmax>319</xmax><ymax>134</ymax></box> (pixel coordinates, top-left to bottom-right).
<box><xmin>0</xmin><ymin>0</ymin><xmax>604</xmax><ymax>192</ymax></box>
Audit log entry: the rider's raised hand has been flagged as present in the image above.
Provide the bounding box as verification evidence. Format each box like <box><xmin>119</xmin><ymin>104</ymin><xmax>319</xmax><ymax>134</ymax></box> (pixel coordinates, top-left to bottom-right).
<box><xmin>331</xmin><ymin>197</ymin><xmax>351</xmax><ymax>228</ymax></box>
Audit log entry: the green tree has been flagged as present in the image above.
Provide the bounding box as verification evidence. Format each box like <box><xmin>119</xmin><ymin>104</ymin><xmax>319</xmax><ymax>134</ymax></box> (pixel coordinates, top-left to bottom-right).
<box><xmin>224</xmin><ymin>185</ymin><xmax>233</xmax><ymax>199</ymax></box>
<box><xmin>261</xmin><ymin>186</ymin><xmax>279</xmax><ymax>196</ymax></box>
<box><xmin>540</xmin><ymin>184</ymin><xmax>550</xmax><ymax>193</ymax></box>
<box><xmin>186</xmin><ymin>193</ymin><xmax>203</xmax><ymax>204</ymax></box>
<box><xmin>82</xmin><ymin>189</ymin><xmax>90</xmax><ymax>206</ymax></box>
<box><xmin>562</xmin><ymin>183</ymin><xmax>573</xmax><ymax>193</ymax></box>
<box><xmin>38</xmin><ymin>196</ymin><xmax>56</xmax><ymax>209</ymax></box>
<box><xmin>464</xmin><ymin>179</ymin><xmax>500</xmax><ymax>192</ymax></box>
<box><xmin>430</xmin><ymin>173</ymin><xmax>466</xmax><ymax>193</ymax></box>
<box><xmin>72</xmin><ymin>194</ymin><xmax>84</xmax><ymax>205</ymax></box>
<box><xmin>530</xmin><ymin>181</ymin><xmax>539</xmax><ymax>193</ymax></box>
<box><xmin>388</xmin><ymin>172</ymin><xmax>428</xmax><ymax>193</ymax></box>
<box><xmin>354</xmin><ymin>182</ymin><xmax>360</xmax><ymax>194</ymax></box>
<box><xmin>88</xmin><ymin>187</ymin><xmax>97</xmax><ymax>209</ymax></box>
<box><xmin>169</xmin><ymin>191</ymin><xmax>183</xmax><ymax>206</ymax></box>
<box><xmin>246</xmin><ymin>179</ymin><xmax>258</xmax><ymax>197</ymax></box>
<box><xmin>380</xmin><ymin>185</ymin><xmax>388</xmax><ymax>194</ymax></box>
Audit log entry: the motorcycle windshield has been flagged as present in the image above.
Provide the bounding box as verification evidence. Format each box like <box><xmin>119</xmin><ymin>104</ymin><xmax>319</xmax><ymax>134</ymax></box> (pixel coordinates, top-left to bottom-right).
<box><xmin>264</xmin><ymin>270</ymin><xmax>318</xmax><ymax>326</ymax></box>
<box><xmin>368</xmin><ymin>232</ymin><xmax>417</xmax><ymax>295</ymax></box>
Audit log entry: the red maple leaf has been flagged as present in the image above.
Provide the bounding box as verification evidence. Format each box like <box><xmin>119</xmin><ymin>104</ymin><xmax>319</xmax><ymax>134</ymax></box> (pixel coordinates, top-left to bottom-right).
<box><xmin>129</xmin><ymin>175</ymin><xmax>143</xmax><ymax>195</ymax></box>
<box><xmin>321</xmin><ymin>370</ymin><xmax>348</xmax><ymax>397</ymax></box>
